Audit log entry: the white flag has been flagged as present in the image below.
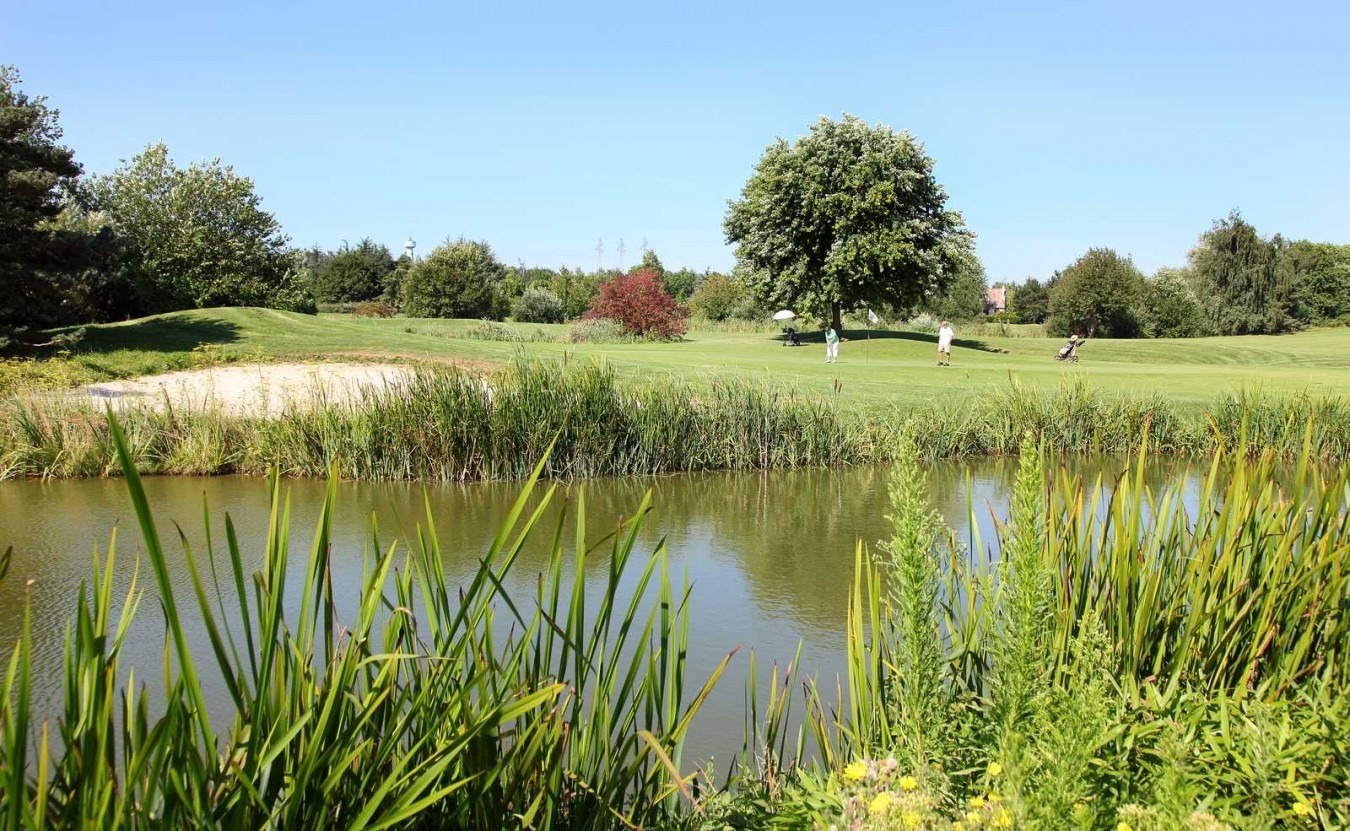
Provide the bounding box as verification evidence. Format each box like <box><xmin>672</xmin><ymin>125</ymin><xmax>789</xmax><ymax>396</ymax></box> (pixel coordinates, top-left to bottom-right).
<box><xmin>867</xmin><ymin>308</ymin><xmax>879</xmax><ymax>324</ymax></box>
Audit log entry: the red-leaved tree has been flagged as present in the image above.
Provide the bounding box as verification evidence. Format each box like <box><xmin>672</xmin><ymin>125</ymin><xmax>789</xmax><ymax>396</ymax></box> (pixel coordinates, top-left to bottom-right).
<box><xmin>583</xmin><ymin>269</ymin><xmax>687</xmax><ymax>338</ymax></box>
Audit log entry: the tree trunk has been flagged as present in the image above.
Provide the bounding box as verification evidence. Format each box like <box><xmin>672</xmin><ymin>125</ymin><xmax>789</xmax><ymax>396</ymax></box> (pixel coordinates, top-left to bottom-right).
<box><xmin>831</xmin><ymin>301</ymin><xmax>842</xmax><ymax>334</ymax></box>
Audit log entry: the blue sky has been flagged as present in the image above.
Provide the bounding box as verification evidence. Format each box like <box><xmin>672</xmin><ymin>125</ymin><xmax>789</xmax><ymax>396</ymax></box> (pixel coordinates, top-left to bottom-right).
<box><xmin>5</xmin><ymin>0</ymin><xmax>1347</xmax><ymax>281</ymax></box>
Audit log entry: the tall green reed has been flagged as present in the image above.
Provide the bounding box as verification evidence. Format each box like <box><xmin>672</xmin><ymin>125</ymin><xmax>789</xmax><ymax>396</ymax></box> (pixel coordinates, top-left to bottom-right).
<box><xmin>0</xmin><ymin>413</ymin><xmax>727</xmax><ymax>829</ymax></box>
<box><xmin>3</xmin><ymin>366</ymin><xmax>1350</xmax><ymax>481</ymax></box>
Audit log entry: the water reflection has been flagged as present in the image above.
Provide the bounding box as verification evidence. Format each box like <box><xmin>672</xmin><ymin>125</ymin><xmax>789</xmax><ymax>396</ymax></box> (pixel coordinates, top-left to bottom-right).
<box><xmin>0</xmin><ymin>455</ymin><xmax>1214</xmax><ymax>766</ymax></box>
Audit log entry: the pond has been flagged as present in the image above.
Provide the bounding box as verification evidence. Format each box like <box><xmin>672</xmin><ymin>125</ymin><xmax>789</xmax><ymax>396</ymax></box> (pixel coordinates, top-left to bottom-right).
<box><xmin>0</xmin><ymin>455</ymin><xmax>1206</xmax><ymax>770</ymax></box>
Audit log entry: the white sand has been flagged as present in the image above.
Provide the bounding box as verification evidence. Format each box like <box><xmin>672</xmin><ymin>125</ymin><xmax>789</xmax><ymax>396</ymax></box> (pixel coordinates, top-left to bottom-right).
<box><xmin>84</xmin><ymin>362</ymin><xmax>413</xmax><ymax>417</ymax></box>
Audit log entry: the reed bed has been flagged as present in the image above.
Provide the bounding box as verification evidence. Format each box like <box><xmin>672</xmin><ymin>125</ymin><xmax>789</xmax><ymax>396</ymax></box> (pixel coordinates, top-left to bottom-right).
<box><xmin>776</xmin><ymin>432</ymin><xmax>1350</xmax><ymax>828</ymax></box>
<box><xmin>3</xmin><ymin>415</ymin><xmax>1349</xmax><ymax>828</ymax></box>
<box><xmin>1</xmin><ymin>363</ymin><xmax>1349</xmax><ymax>482</ymax></box>
<box><xmin>0</xmin><ymin>420</ymin><xmax>727</xmax><ymax>829</ymax></box>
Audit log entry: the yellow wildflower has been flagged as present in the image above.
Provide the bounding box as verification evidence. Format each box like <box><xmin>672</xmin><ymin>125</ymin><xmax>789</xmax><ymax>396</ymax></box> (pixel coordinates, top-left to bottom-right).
<box><xmin>844</xmin><ymin>761</ymin><xmax>867</xmax><ymax>782</ymax></box>
<box><xmin>1293</xmin><ymin>802</ymin><xmax>1314</xmax><ymax>817</ymax></box>
<box><xmin>899</xmin><ymin>775</ymin><xmax>919</xmax><ymax>791</ymax></box>
<box><xmin>988</xmin><ymin>793</ymin><xmax>1002</xmax><ymax>804</ymax></box>
<box><xmin>1118</xmin><ymin>823</ymin><xmax>1134</xmax><ymax>831</ymax></box>
<box><xmin>901</xmin><ymin>809</ymin><xmax>922</xmax><ymax>829</ymax></box>
<box><xmin>969</xmin><ymin>795</ymin><xmax>986</xmax><ymax>808</ymax></box>
<box><xmin>954</xmin><ymin>824</ymin><xmax>965</xmax><ymax>831</ymax></box>
<box><xmin>988</xmin><ymin>761</ymin><xmax>1003</xmax><ymax>777</ymax></box>
<box><xmin>994</xmin><ymin>808</ymin><xmax>1013</xmax><ymax>828</ymax></box>
<box><xmin>966</xmin><ymin>810</ymin><xmax>983</xmax><ymax>824</ymax></box>
<box><xmin>868</xmin><ymin>792</ymin><xmax>892</xmax><ymax>814</ymax></box>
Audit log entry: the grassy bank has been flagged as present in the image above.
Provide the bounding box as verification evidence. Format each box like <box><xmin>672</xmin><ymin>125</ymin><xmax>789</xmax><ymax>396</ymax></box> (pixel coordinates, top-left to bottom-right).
<box><xmin>2</xmin><ymin>362</ymin><xmax>1350</xmax><ymax>480</ymax></box>
<box><xmin>9</xmin><ymin>308</ymin><xmax>1350</xmax><ymax>411</ymax></box>
<box><xmin>3</xmin><ymin>421</ymin><xmax>1346</xmax><ymax>829</ymax></box>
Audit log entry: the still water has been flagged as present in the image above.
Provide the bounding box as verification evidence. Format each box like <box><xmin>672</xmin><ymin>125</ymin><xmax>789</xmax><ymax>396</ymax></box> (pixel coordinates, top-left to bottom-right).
<box><xmin>0</xmin><ymin>456</ymin><xmax>1202</xmax><ymax>768</ymax></box>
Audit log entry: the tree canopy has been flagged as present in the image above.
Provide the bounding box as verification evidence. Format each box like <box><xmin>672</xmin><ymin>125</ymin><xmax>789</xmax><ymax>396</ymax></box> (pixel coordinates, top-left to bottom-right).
<box><xmin>402</xmin><ymin>239</ymin><xmax>507</xmax><ymax>319</ymax></box>
<box><xmin>1280</xmin><ymin>240</ymin><xmax>1350</xmax><ymax>326</ymax></box>
<box><xmin>88</xmin><ymin>143</ymin><xmax>311</xmax><ymax>313</ymax></box>
<box><xmin>1141</xmin><ymin>268</ymin><xmax>1208</xmax><ymax>338</ymax></box>
<box><xmin>1189</xmin><ymin>210</ymin><xmax>1287</xmax><ymax>335</ymax></box>
<box><xmin>1048</xmin><ymin>248</ymin><xmax>1144</xmax><ymax>338</ymax></box>
<box><xmin>724</xmin><ymin>115</ymin><xmax>973</xmax><ymax>330</ymax></box>
<box><xmin>921</xmin><ymin>254</ymin><xmax>988</xmax><ymax>322</ymax></box>
<box><xmin>314</xmin><ymin>238</ymin><xmax>395</xmax><ymax>303</ymax></box>
<box><xmin>1010</xmin><ymin>277</ymin><xmax>1050</xmax><ymax>324</ymax></box>
<box><xmin>0</xmin><ymin>67</ymin><xmax>96</xmax><ymax>340</ymax></box>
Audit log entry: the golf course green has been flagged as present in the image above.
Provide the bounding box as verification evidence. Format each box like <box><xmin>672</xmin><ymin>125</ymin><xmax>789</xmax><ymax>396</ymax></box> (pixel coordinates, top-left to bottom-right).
<box><xmin>57</xmin><ymin>307</ymin><xmax>1350</xmax><ymax>412</ymax></box>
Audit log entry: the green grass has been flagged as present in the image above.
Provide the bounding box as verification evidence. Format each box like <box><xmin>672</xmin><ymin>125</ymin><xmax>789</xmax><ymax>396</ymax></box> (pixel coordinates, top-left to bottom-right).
<box><xmin>32</xmin><ymin>308</ymin><xmax>1350</xmax><ymax>411</ymax></box>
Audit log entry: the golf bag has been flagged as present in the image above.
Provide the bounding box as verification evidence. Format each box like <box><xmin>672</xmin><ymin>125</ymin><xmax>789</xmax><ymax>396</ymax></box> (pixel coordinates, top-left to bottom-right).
<box><xmin>1055</xmin><ymin>339</ymin><xmax>1081</xmax><ymax>362</ymax></box>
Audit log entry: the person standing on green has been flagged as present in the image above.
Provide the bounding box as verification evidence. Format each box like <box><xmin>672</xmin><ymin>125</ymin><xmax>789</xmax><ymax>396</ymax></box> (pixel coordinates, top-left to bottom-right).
<box><xmin>824</xmin><ymin>323</ymin><xmax>840</xmax><ymax>363</ymax></box>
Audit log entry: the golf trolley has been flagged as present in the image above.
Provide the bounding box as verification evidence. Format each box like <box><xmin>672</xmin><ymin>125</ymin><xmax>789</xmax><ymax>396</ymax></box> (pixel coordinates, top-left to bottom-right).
<box><xmin>1055</xmin><ymin>338</ymin><xmax>1082</xmax><ymax>362</ymax></box>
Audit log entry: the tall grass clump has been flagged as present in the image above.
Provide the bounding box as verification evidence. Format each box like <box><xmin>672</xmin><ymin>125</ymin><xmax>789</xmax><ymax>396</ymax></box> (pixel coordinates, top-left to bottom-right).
<box><xmin>3</xmin><ymin>364</ymin><xmax>1350</xmax><ymax>481</ymax></box>
<box><xmin>786</xmin><ymin>432</ymin><xmax>1350</xmax><ymax>829</ymax></box>
<box><xmin>0</xmin><ymin>415</ymin><xmax>728</xmax><ymax>829</ymax></box>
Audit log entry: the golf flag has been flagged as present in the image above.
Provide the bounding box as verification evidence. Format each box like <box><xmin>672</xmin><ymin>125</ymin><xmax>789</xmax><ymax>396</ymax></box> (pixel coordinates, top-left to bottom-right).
<box><xmin>867</xmin><ymin>308</ymin><xmax>879</xmax><ymax>325</ymax></box>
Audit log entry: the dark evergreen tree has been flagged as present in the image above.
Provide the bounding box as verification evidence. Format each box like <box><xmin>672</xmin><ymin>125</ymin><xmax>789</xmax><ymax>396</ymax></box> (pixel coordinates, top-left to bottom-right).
<box><xmin>1189</xmin><ymin>210</ymin><xmax>1287</xmax><ymax>335</ymax></box>
<box><xmin>0</xmin><ymin>67</ymin><xmax>98</xmax><ymax>341</ymax></box>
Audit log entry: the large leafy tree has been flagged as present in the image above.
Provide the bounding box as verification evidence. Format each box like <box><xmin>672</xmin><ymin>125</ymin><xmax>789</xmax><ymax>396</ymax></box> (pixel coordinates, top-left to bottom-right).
<box><xmin>1188</xmin><ymin>210</ymin><xmax>1287</xmax><ymax>335</ymax></box>
<box><xmin>1141</xmin><ymin>267</ymin><xmax>1208</xmax><ymax>338</ymax></box>
<box><xmin>921</xmin><ymin>253</ymin><xmax>988</xmax><ymax>321</ymax></box>
<box><xmin>0</xmin><ymin>66</ymin><xmax>99</xmax><ymax>340</ymax></box>
<box><xmin>1280</xmin><ymin>240</ymin><xmax>1350</xmax><ymax>326</ymax></box>
<box><xmin>88</xmin><ymin>142</ymin><xmax>310</xmax><ymax>314</ymax></box>
<box><xmin>1048</xmin><ymin>248</ymin><xmax>1144</xmax><ymax>338</ymax></box>
<box><xmin>724</xmin><ymin>115</ymin><xmax>973</xmax><ymax>331</ymax></box>
<box><xmin>314</xmin><ymin>238</ymin><xmax>395</xmax><ymax>303</ymax></box>
<box><xmin>1009</xmin><ymin>277</ymin><xmax>1050</xmax><ymax>324</ymax></box>
<box><xmin>402</xmin><ymin>239</ymin><xmax>507</xmax><ymax>319</ymax></box>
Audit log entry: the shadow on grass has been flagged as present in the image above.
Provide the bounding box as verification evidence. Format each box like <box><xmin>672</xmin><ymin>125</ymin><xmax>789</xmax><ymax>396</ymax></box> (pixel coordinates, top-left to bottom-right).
<box><xmin>774</xmin><ymin>328</ymin><xmax>1004</xmax><ymax>354</ymax></box>
<box><xmin>68</xmin><ymin>314</ymin><xmax>243</xmax><ymax>355</ymax></box>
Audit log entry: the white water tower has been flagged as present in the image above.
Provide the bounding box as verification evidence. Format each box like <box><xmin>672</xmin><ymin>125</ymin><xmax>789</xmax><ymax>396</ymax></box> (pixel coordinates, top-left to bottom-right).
<box><xmin>403</xmin><ymin>236</ymin><xmax>416</xmax><ymax>261</ymax></box>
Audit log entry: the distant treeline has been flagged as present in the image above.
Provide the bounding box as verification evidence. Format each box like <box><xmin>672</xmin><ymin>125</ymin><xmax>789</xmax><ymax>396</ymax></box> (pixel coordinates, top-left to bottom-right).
<box><xmin>996</xmin><ymin>211</ymin><xmax>1350</xmax><ymax>338</ymax></box>
<box><xmin>6</xmin><ymin>65</ymin><xmax>1346</xmax><ymax>349</ymax></box>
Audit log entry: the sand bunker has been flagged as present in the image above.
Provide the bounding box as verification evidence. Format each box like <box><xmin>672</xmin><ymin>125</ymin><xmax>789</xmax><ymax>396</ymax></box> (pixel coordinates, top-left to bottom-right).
<box><xmin>84</xmin><ymin>362</ymin><xmax>413</xmax><ymax>417</ymax></box>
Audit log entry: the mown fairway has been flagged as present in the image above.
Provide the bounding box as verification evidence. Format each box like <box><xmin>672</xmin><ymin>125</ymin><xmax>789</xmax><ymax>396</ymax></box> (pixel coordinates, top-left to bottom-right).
<box><xmin>65</xmin><ymin>308</ymin><xmax>1349</xmax><ymax>412</ymax></box>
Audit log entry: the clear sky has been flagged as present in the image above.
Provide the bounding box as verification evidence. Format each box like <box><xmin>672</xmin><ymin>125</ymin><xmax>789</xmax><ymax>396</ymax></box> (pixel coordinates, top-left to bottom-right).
<box><xmin>5</xmin><ymin>0</ymin><xmax>1347</xmax><ymax>281</ymax></box>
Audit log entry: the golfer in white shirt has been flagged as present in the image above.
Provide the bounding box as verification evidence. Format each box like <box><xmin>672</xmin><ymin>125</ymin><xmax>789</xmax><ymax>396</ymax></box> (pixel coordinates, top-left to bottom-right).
<box><xmin>937</xmin><ymin>321</ymin><xmax>954</xmax><ymax>366</ymax></box>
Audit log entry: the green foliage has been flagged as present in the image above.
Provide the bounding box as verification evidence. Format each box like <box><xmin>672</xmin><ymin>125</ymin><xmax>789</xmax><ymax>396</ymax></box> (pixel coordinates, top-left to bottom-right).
<box><xmin>662</xmin><ymin>268</ymin><xmax>703</xmax><ymax>302</ymax></box>
<box><xmin>1141</xmin><ymin>267</ymin><xmax>1209</xmax><ymax>338</ymax></box>
<box><xmin>401</xmin><ymin>239</ymin><xmax>507</xmax><ymax>320</ymax></box>
<box><xmin>1190</xmin><ymin>210</ymin><xmax>1289</xmax><ymax>335</ymax></box>
<box><xmin>796</xmin><ymin>437</ymin><xmax>1350</xmax><ymax>829</ymax></box>
<box><xmin>639</xmin><ymin>248</ymin><xmax>666</xmax><ymax>279</ymax></box>
<box><xmin>511</xmin><ymin>285</ymin><xmax>566</xmax><ymax>323</ymax></box>
<box><xmin>546</xmin><ymin>268</ymin><xmax>604</xmax><ymax>319</ymax></box>
<box><xmin>88</xmin><ymin>142</ymin><xmax>310</xmax><ymax>314</ymax></box>
<box><xmin>1008</xmin><ymin>278</ymin><xmax>1049</xmax><ymax>324</ymax></box>
<box><xmin>879</xmin><ymin>433</ymin><xmax>947</xmax><ymax>774</ymax></box>
<box><xmin>1048</xmin><ymin>248</ymin><xmax>1145</xmax><ymax>337</ymax></box>
<box><xmin>0</xmin><ymin>66</ymin><xmax>102</xmax><ymax>340</ymax></box>
<box><xmin>1281</xmin><ymin>239</ymin><xmax>1350</xmax><ymax>326</ymax></box>
<box><xmin>689</xmin><ymin>273</ymin><xmax>751</xmax><ymax>321</ymax></box>
<box><xmin>725</xmin><ymin>114</ymin><xmax>974</xmax><ymax>330</ymax></box>
<box><xmin>313</xmin><ymin>238</ymin><xmax>395</xmax><ymax>303</ymax></box>
<box><xmin>0</xmin><ymin>416</ymin><xmax>726</xmax><ymax>829</ymax></box>
<box><xmin>921</xmin><ymin>253</ymin><xmax>989</xmax><ymax>322</ymax></box>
